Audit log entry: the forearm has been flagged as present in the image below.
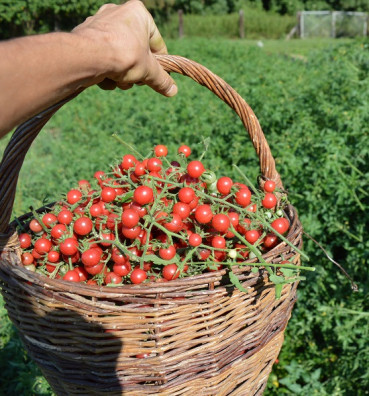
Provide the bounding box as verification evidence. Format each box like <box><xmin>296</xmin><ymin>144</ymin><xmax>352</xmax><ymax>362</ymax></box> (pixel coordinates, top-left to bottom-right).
<box><xmin>0</xmin><ymin>32</ymin><xmax>109</xmax><ymax>137</ymax></box>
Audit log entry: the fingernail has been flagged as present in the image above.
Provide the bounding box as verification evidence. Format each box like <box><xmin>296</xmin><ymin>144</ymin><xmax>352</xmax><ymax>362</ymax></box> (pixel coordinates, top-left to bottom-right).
<box><xmin>166</xmin><ymin>84</ymin><xmax>178</xmax><ymax>97</ymax></box>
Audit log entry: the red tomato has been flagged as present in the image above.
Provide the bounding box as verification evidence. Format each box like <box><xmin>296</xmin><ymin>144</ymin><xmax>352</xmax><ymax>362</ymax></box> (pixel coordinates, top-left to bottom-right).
<box><xmin>122</xmin><ymin>226</ymin><xmax>142</xmax><ymax>239</ymax></box>
<box><xmin>105</xmin><ymin>272</ymin><xmax>122</xmax><ymax>285</ymax></box>
<box><xmin>29</xmin><ymin>219</ymin><xmax>43</xmax><ymax>233</ymax></box>
<box><xmin>94</xmin><ymin>170</ymin><xmax>105</xmax><ymax>181</ymax></box>
<box><xmin>19</xmin><ymin>233</ymin><xmax>32</xmax><ymax>249</ymax></box>
<box><xmin>245</xmin><ymin>230</ymin><xmax>260</xmax><ymax>244</ymax></box>
<box><xmin>271</xmin><ymin>218</ymin><xmax>289</xmax><ymax>234</ymax></box>
<box><xmin>212</xmin><ymin>214</ymin><xmax>230</xmax><ymax>233</ymax></box>
<box><xmin>121</xmin><ymin>208</ymin><xmax>140</xmax><ymax>228</ymax></box>
<box><xmin>81</xmin><ymin>248</ymin><xmax>102</xmax><ymax>267</ymax></box>
<box><xmin>34</xmin><ymin>238</ymin><xmax>52</xmax><ymax>254</ymax></box>
<box><xmin>130</xmin><ymin>268</ymin><xmax>147</xmax><ymax>284</ymax></box>
<box><xmin>101</xmin><ymin>187</ymin><xmax>116</xmax><ymax>203</ymax></box>
<box><xmin>67</xmin><ymin>189</ymin><xmax>82</xmax><ymax>205</ymax></box>
<box><xmin>195</xmin><ymin>204</ymin><xmax>213</xmax><ymax>224</ymax></box>
<box><xmin>147</xmin><ymin>157</ymin><xmax>162</xmax><ymax>172</ymax></box>
<box><xmin>178</xmin><ymin>187</ymin><xmax>196</xmax><ymax>204</ymax></box>
<box><xmin>113</xmin><ymin>262</ymin><xmax>131</xmax><ymax>277</ymax></box>
<box><xmin>85</xmin><ymin>262</ymin><xmax>105</xmax><ymax>275</ymax></box>
<box><xmin>73</xmin><ymin>217</ymin><xmax>93</xmax><ymax>236</ymax></box>
<box><xmin>189</xmin><ymin>233</ymin><xmax>202</xmax><ymax>247</ymax></box>
<box><xmin>50</xmin><ymin>224</ymin><xmax>67</xmax><ymax>240</ymax></box>
<box><xmin>134</xmin><ymin>161</ymin><xmax>146</xmax><ymax>177</ymax></box>
<box><xmin>59</xmin><ymin>238</ymin><xmax>79</xmax><ymax>256</ymax></box>
<box><xmin>187</xmin><ymin>161</ymin><xmax>205</xmax><ymax>178</ymax></box>
<box><xmin>74</xmin><ymin>266</ymin><xmax>88</xmax><ymax>281</ymax></box>
<box><xmin>121</xmin><ymin>154</ymin><xmax>137</xmax><ymax>171</ymax></box>
<box><xmin>217</xmin><ymin>176</ymin><xmax>233</xmax><ymax>195</ymax></box>
<box><xmin>159</xmin><ymin>245</ymin><xmax>176</xmax><ymax>260</ymax></box>
<box><xmin>57</xmin><ymin>209</ymin><xmax>73</xmax><ymax>225</ymax></box>
<box><xmin>162</xmin><ymin>264</ymin><xmax>180</xmax><ymax>280</ymax></box>
<box><xmin>42</xmin><ymin>213</ymin><xmax>57</xmax><ymax>228</ymax></box>
<box><xmin>89</xmin><ymin>204</ymin><xmax>102</xmax><ymax>218</ymax></box>
<box><xmin>164</xmin><ymin>214</ymin><xmax>183</xmax><ymax>233</ymax></box>
<box><xmin>172</xmin><ymin>202</ymin><xmax>190</xmax><ymax>219</ymax></box>
<box><xmin>133</xmin><ymin>186</ymin><xmax>153</xmax><ymax>205</ymax></box>
<box><xmin>21</xmin><ymin>252</ymin><xmax>34</xmax><ymax>266</ymax></box>
<box><xmin>63</xmin><ymin>270</ymin><xmax>80</xmax><ymax>282</ymax></box>
<box><xmin>47</xmin><ymin>250</ymin><xmax>60</xmax><ymax>263</ymax></box>
<box><xmin>211</xmin><ymin>236</ymin><xmax>226</xmax><ymax>249</ymax></box>
<box><xmin>154</xmin><ymin>144</ymin><xmax>168</xmax><ymax>157</ymax></box>
<box><xmin>111</xmin><ymin>247</ymin><xmax>127</xmax><ymax>265</ymax></box>
<box><xmin>262</xmin><ymin>193</ymin><xmax>277</xmax><ymax>209</ymax></box>
<box><xmin>99</xmin><ymin>232</ymin><xmax>115</xmax><ymax>247</ymax></box>
<box><xmin>264</xmin><ymin>180</ymin><xmax>276</xmax><ymax>193</ymax></box>
<box><xmin>178</xmin><ymin>145</ymin><xmax>191</xmax><ymax>157</ymax></box>
<box><xmin>235</xmin><ymin>188</ymin><xmax>251</xmax><ymax>207</ymax></box>
<box><xmin>263</xmin><ymin>233</ymin><xmax>278</xmax><ymax>249</ymax></box>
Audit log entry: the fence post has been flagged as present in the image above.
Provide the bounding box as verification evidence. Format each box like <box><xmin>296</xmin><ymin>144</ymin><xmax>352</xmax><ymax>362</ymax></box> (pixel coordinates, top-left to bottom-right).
<box><xmin>331</xmin><ymin>11</ymin><xmax>336</xmax><ymax>38</ymax></box>
<box><xmin>178</xmin><ymin>9</ymin><xmax>184</xmax><ymax>39</ymax></box>
<box><xmin>300</xmin><ymin>11</ymin><xmax>304</xmax><ymax>38</ymax></box>
<box><xmin>239</xmin><ymin>10</ymin><xmax>244</xmax><ymax>39</ymax></box>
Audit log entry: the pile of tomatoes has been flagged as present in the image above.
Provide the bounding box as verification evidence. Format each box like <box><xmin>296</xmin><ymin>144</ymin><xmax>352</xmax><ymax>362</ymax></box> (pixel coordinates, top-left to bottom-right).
<box><xmin>18</xmin><ymin>144</ymin><xmax>290</xmax><ymax>286</ymax></box>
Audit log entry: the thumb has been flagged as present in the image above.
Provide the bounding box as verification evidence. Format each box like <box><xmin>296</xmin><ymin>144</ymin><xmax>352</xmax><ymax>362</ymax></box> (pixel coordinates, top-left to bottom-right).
<box><xmin>143</xmin><ymin>54</ymin><xmax>177</xmax><ymax>97</ymax></box>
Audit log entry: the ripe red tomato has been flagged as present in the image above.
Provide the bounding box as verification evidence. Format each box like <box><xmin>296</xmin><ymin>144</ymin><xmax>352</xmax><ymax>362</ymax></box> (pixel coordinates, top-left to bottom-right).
<box><xmin>217</xmin><ymin>176</ymin><xmax>233</xmax><ymax>195</ymax></box>
<box><xmin>154</xmin><ymin>144</ymin><xmax>168</xmax><ymax>157</ymax></box>
<box><xmin>101</xmin><ymin>187</ymin><xmax>117</xmax><ymax>203</ymax></box>
<box><xmin>262</xmin><ymin>193</ymin><xmax>277</xmax><ymax>209</ymax></box>
<box><xmin>264</xmin><ymin>180</ymin><xmax>276</xmax><ymax>193</ymax></box>
<box><xmin>212</xmin><ymin>214</ymin><xmax>230</xmax><ymax>233</ymax></box>
<box><xmin>19</xmin><ymin>233</ymin><xmax>31</xmax><ymax>249</ymax></box>
<box><xmin>235</xmin><ymin>188</ymin><xmax>252</xmax><ymax>207</ymax></box>
<box><xmin>147</xmin><ymin>157</ymin><xmax>162</xmax><ymax>172</ymax></box>
<box><xmin>263</xmin><ymin>233</ymin><xmax>278</xmax><ymax>249</ymax></box>
<box><xmin>164</xmin><ymin>214</ymin><xmax>183</xmax><ymax>233</ymax></box>
<box><xmin>178</xmin><ymin>145</ymin><xmax>191</xmax><ymax>157</ymax></box>
<box><xmin>47</xmin><ymin>250</ymin><xmax>60</xmax><ymax>263</ymax></box>
<box><xmin>271</xmin><ymin>218</ymin><xmax>289</xmax><ymax>234</ymax></box>
<box><xmin>187</xmin><ymin>160</ymin><xmax>205</xmax><ymax>178</ymax></box>
<box><xmin>21</xmin><ymin>252</ymin><xmax>34</xmax><ymax>266</ymax></box>
<box><xmin>245</xmin><ymin>230</ymin><xmax>260</xmax><ymax>244</ymax></box>
<box><xmin>173</xmin><ymin>202</ymin><xmax>190</xmax><ymax>219</ymax></box>
<box><xmin>67</xmin><ymin>189</ymin><xmax>82</xmax><ymax>205</ymax></box>
<box><xmin>57</xmin><ymin>209</ymin><xmax>73</xmax><ymax>225</ymax></box>
<box><xmin>134</xmin><ymin>186</ymin><xmax>153</xmax><ymax>205</ymax></box>
<box><xmin>211</xmin><ymin>236</ymin><xmax>226</xmax><ymax>249</ymax></box>
<box><xmin>42</xmin><ymin>213</ymin><xmax>57</xmax><ymax>228</ymax></box>
<box><xmin>121</xmin><ymin>154</ymin><xmax>137</xmax><ymax>171</ymax></box>
<box><xmin>82</xmin><ymin>247</ymin><xmax>102</xmax><ymax>267</ymax></box>
<box><xmin>162</xmin><ymin>264</ymin><xmax>180</xmax><ymax>280</ymax></box>
<box><xmin>195</xmin><ymin>204</ymin><xmax>213</xmax><ymax>224</ymax></box>
<box><xmin>178</xmin><ymin>187</ymin><xmax>196</xmax><ymax>204</ymax></box>
<box><xmin>113</xmin><ymin>262</ymin><xmax>131</xmax><ymax>277</ymax></box>
<box><xmin>74</xmin><ymin>266</ymin><xmax>88</xmax><ymax>281</ymax></box>
<box><xmin>29</xmin><ymin>219</ymin><xmax>43</xmax><ymax>233</ymax></box>
<box><xmin>105</xmin><ymin>272</ymin><xmax>122</xmax><ymax>285</ymax></box>
<box><xmin>122</xmin><ymin>225</ymin><xmax>142</xmax><ymax>239</ymax></box>
<box><xmin>189</xmin><ymin>233</ymin><xmax>202</xmax><ymax>247</ymax></box>
<box><xmin>99</xmin><ymin>232</ymin><xmax>115</xmax><ymax>247</ymax></box>
<box><xmin>34</xmin><ymin>238</ymin><xmax>52</xmax><ymax>254</ymax></box>
<box><xmin>159</xmin><ymin>245</ymin><xmax>176</xmax><ymax>260</ymax></box>
<box><xmin>74</xmin><ymin>217</ymin><xmax>93</xmax><ymax>236</ymax></box>
<box><xmin>130</xmin><ymin>268</ymin><xmax>147</xmax><ymax>284</ymax></box>
<box><xmin>63</xmin><ymin>270</ymin><xmax>80</xmax><ymax>282</ymax></box>
<box><xmin>50</xmin><ymin>224</ymin><xmax>67</xmax><ymax>240</ymax></box>
<box><xmin>121</xmin><ymin>208</ymin><xmax>140</xmax><ymax>228</ymax></box>
<box><xmin>59</xmin><ymin>238</ymin><xmax>79</xmax><ymax>256</ymax></box>
<box><xmin>85</xmin><ymin>262</ymin><xmax>105</xmax><ymax>275</ymax></box>
<box><xmin>111</xmin><ymin>247</ymin><xmax>127</xmax><ymax>265</ymax></box>
<box><xmin>94</xmin><ymin>170</ymin><xmax>105</xmax><ymax>181</ymax></box>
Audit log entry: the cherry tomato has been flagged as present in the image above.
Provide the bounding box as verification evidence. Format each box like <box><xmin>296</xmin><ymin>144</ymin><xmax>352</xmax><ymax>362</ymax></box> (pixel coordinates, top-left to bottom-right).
<box><xmin>105</xmin><ymin>272</ymin><xmax>122</xmax><ymax>285</ymax></box>
<box><xmin>245</xmin><ymin>230</ymin><xmax>260</xmax><ymax>244</ymax></box>
<box><xmin>172</xmin><ymin>202</ymin><xmax>190</xmax><ymax>219</ymax></box>
<box><xmin>178</xmin><ymin>145</ymin><xmax>191</xmax><ymax>157</ymax></box>
<box><xmin>189</xmin><ymin>233</ymin><xmax>202</xmax><ymax>247</ymax></box>
<box><xmin>29</xmin><ymin>219</ymin><xmax>43</xmax><ymax>233</ymax></box>
<box><xmin>263</xmin><ymin>233</ymin><xmax>278</xmax><ymax>249</ymax></box>
<box><xmin>101</xmin><ymin>187</ymin><xmax>116</xmax><ymax>203</ymax></box>
<box><xmin>50</xmin><ymin>224</ymin><xmax>67</xmax><ymax>240</ymax></box>
<box><xmin>85</xmin><ymin>262</ymin><xmax>105</xmax><ymax>275</ymax></box>
<box><xmin>211</xmin><ymin>236</ymin><xmax>226</xmax><ymax>249</ymax></box>
<box><xmin>74</xmin><ymin>266</ymin><xmax>88</xmax><ymax>281</ymax></box>
<box><xmin>159</xmin><ymin>245</ymin><xmax>176</xmax><ymax>260</ymax></box>
<box><xmin>271</xmin><ymin>218</ymin><xmax>289</xmax><ymax>234</ymax></box>
<box><xmin>264</xmin><ymin>180</ymin><xmax>276</xmax><ymax>193</ymax></box>
<box><xmin>262</xmin><ymin>193</ymin><xmax>277</xmax><ymax>209</ymax></box>
<box><xmin>73</xmin><ymin>217</ymin><xmax>93</xmax><ymax>236</ymax></box>
<box><xmin>21</xmin><ymin>252</ymin><xmax>34</xmax><ymax>266</ymax></box>
<box><xmin>63</xmin><ymin>270</ymin><xmax>80</xmax><ymax>282</ymax></box>
<box><xmin>59</xmin><ymin>238</ymin><xmax>79</xmax><ymax>256</ymax></box>
<box><xmin>19</xmin><ymin>233</ymin><xmax>31</xmax><ymax>249</ymax></box>
<box><xmin>121</xmin><ymin>154</ymin><xmax>137</xmax><ymax>171</ymax></box>
<box><xmin>187</xmin><ymin>160</ymin><xmax>205</xmax><ymax>178</ymax></box>
<box><xmin>42</xmin><ymin>213</ymin><xmax>57</xmax><ymax>228</ymax></box>
<box><xmin>113</xmin><ymin>262</ymin><xmax>131</xmax><ymax>277</ymax></box>
<box><xmin>217</xmin><ymin>176</ymin><xmax>233</xmax><ymax>195</ymax></box>
<box><xmin>154</xmin><ymin>144</ymin><xmax>168</xmax><ymax>157</ymax></box>
<box><xmin>147</xmin><ymin>157</ymin><xmax>162</xmax><ymax>172</ymax></box>
<box><xmin>130</xmin><ymin>268</ymin><xmax>147</xmax><ymax>284</ymax></box>
<box><xmin>134</xmin><ymin>186</ymin><xmax>153</xmax><ymax>205</ymax></box>
<box><xmin>48</xmin><ymin>250</ymin><xmax>60</xmax><ymax>263</ymax></box>
<box><xmin>122</xmin><ymin>225</ymin><xmax>142</xmax><ymax>239</ymax></box>
<box><xmin>195</xmin><ymin>204</ymin><xmax>213</xmax><ymax>224</ymax></box>
<box><xmin>82</xmin><ymin>247</ymin><xmax>102</xmax><ymax>267</ymax></box>
<box><xmin>111</xmin><ymin>247</ymin><xmax>128</xmax><ymax>265</ymax></box>
<box><xmin>67</xmin><ymin>189</ymin><xmax>82</xmax><ymax>205</ymax></box>
<box><xmin>34</xmin><ymin>237</ymin><xmax>52</xmax><ymax>254</ymax></box>
<box><xmin>121</xmin><ymin>208</ymin><xmax>140</xmax><ymax>228</ymax></box>
<box><xmin>162</xmin><ymin>264</ymin><xmax>180</xmax><ymax>280</ymax></box>
<box><xmin>164</xmin><ymin>214</ymin><xmax>183</xmax><ymax>233</ymax></box>
<box><xmin>178</xmin><ymin>187</ymin><xmax>196</xmax><ymax>204</ymax></box>
<box><xmin>235</xmin><ymin>188</ymin><xmax>251</xmax><ymax>207</ymax></box>
<box><xmin>212</xmin><ymin>214</ymin><xmax>230</xmax><ymax>233</ymax></box>
<box><xmin>57</xmin><ymin>209</ymin><xmax>73</xmax><ymax>225</ymax></box>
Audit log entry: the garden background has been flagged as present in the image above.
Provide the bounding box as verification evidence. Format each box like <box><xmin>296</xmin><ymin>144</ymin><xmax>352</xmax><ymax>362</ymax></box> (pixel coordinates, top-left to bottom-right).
<box><xmin>0</xmin><ymin>1</ymin><xmax>368</xmax><ymax>395</ymax></box>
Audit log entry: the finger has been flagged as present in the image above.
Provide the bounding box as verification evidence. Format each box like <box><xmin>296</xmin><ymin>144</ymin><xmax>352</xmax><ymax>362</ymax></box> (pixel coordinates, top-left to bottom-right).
<box><xmin>148</xmin><ymin>18</ymin><xmax>168</xmax><ymax>55</ymax></box>
<box><xmin>116</xmin><ymin>82</ymin><xmax>134</xmax><ymax>91</ymax></box>
<box><xmin>144</xmin><ymin>54</ymin><xmax>177</xmax><ymax>97</ymax></box>
<box><xmin>98</xmin><ymin>78</ymin><xmax>117</xmax><ymax>91</ymax></box>
<box><xmin>96</xmin><ymin>3</ymin><xmax>116</xmax><ymax>14</ymax></box>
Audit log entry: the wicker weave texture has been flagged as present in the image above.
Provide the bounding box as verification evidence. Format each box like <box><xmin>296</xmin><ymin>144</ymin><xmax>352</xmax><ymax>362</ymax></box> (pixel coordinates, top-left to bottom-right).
<box><xmin>0</xmin><ymin>55</ymin><xmax>303</xmax><ymax>395</ymax></box>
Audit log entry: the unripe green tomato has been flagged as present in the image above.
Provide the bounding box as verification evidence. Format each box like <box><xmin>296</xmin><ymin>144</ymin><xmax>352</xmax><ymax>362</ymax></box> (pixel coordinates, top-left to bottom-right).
<box><xmin>265</xmin><ymin>211</ymin><xmax>272</xmax><ymax>219</ymax></box>
<box><xmin>201</xmin><ymin>170</ymin><xmax>217</xmax><ymax>185</ymax></box>
<box><xmin>25</xmin><ymin>264</ymin><xmax>36</xmax><ymax>272</ymax></box>
<box><xmin>228</xmin><ymin>249</ymin><xmax>237</xmax><ymax>259</ymax></box>
<box><xmin>207</xmin><ymin>180</ymin><xmax>218</xmax><ymax>193</ymax></box>
<box><xmin>276</xmin><ymin>209</ymin><xmax>283</xmax><ymax>217</ymax></box>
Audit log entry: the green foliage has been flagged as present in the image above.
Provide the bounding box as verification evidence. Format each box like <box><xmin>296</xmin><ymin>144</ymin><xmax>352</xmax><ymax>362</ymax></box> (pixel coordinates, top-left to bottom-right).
<box><xmin>0</xmin><ymin>37</ymin><xmax>368</xmax><ymax>394</ymax></box>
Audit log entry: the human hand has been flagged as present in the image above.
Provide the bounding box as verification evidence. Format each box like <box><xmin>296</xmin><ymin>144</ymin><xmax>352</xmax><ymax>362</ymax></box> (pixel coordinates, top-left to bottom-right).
<box><xmin>72</xmin><ymin>0</ymin><xmax>177</xmax><ymax>97</ymax></box>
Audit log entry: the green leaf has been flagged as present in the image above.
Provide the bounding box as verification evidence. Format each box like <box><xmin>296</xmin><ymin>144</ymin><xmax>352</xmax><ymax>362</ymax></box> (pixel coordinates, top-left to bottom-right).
<box><xmin>269</xmin><ymin>274</ymin><xmax>285</xmax><ymax>284</ymax></box>
<box><xmin>280</xmin><ymin>267</ymin><xmax>298</xmax><ymax>277</ymax></box>
<box><xmin>229</xmin><ymin>271</ymin><xmax>248</xmax><ymax>293</ymax></box>
<box><xmin>275</xmin><ymin>284</ymin><xmax>283</xmax><ymax>300</ymax></box>
<box><xmin>251</xmin><ymin>267</ymin><xmax>259</xmax><ymax>273</ymax></box>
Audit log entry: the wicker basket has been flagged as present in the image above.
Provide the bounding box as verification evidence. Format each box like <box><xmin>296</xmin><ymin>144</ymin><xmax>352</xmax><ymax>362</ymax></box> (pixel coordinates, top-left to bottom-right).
<box><xmin>0</xmin><ymin>55</ymin><xmax>302</xmax><ymax>395</ymax></box>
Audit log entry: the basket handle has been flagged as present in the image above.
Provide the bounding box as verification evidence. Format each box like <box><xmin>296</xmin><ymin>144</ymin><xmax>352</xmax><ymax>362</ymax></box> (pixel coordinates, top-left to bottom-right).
<box><xmin>0</xmin><ymin>55</ymin><xmax>281</xmax><ymax>236</ymax></box>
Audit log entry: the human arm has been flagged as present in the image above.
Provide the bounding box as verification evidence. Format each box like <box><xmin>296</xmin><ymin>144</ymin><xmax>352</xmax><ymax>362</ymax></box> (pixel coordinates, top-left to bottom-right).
<box><xmin>0</xmin><ymin>0</ymin><xmax>177</xmax><ymax>138</ymax></box>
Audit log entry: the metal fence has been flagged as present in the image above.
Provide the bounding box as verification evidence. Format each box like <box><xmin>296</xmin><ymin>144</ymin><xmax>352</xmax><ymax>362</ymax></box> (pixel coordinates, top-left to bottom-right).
<box><xmin>298</xmin><ymin>11</ymin><xmax>368</xmax><ymax>38</ymax></box>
